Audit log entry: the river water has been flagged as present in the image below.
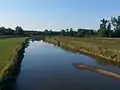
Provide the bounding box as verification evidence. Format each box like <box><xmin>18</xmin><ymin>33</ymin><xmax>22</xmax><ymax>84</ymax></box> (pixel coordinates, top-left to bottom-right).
<box><xmin>4</xmin><ymin>40</ymin><xmax>120</xmax><ymax>90</ymax></box>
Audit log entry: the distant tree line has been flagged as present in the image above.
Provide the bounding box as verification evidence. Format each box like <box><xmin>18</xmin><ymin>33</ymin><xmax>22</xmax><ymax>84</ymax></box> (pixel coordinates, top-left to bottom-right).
<box><xmin>0</xmin><ymin>26</ymin><xmax>24</xmax><ymax>35</ymax></box>
<box><xmin>98</xmin><ymin>16</ymin><xmax>120</xmax><ymax>37</ymax></box>
<box><xmin>41</xmin><ymin>28</ymin><xmax>95</xmax><ymax>37</ymax></box>
<box><xmin>0</xmin><ymin>26</ymin><xmax>39</xmax><ymax>37</ymax></box>
<box><xmin>1</xmin><ymin>16</ymin><xmax>120</xmax><ymax>38</ymax></box>
<box><xmin>43</xmin><ymin>16</ymin><xmax>120</xmax><ymax>38</ymax></box>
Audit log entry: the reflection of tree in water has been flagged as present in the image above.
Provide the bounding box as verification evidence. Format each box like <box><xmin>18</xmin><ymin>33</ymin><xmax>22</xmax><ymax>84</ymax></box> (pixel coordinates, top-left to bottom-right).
<box><xmin>1</xmin><ymin>41</ymin><xmax>29</xmax><ymax>90</ymax></box>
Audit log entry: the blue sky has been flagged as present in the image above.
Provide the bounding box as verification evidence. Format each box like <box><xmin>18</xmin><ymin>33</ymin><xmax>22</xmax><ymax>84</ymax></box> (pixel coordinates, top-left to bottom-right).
<box><xmin>0</xmin><ymin>0</ymin><xmax>120</xmax><ymax>30</ymax></box>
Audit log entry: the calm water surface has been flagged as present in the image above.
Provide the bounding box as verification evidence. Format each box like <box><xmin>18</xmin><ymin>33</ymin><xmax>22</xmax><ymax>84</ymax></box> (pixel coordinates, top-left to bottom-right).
<box><xmin>7</xmin><ymin>40</ymin><xmax>120</xmax><ymax>90</ymax></box>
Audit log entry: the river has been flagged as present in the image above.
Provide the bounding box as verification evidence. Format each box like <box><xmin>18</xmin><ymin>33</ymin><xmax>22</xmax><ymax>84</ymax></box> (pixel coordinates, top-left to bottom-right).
<box><xmin>3</xmin><ymin>40</ymin><xmax>120</xmax><ymax>90</ymax></box>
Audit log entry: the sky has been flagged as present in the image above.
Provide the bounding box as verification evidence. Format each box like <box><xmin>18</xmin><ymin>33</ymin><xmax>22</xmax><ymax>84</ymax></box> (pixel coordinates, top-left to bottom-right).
<box><xmin>0</xmin><ymin>0</ymin><xmax>120</xmax><ymax>31</ymax></box>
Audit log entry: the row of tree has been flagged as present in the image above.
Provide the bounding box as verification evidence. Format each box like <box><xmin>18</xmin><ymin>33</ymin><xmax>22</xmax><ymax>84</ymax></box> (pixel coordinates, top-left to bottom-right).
<box><xmin>98</xmin><ymin>16</ymin><xmax>120</xmax><ymax>37</ymax></box>
<box><xmin>0</xmin><ymin>26</ymin><xmax>24</xmax><ymax>35</ymax></box>
<box><xmin>60</xmin><ymin>28</ymin><xmax>95</xmax><ymax>37</ymax></box>
<box><xmin>43</xmin><ymin>16</ymin><xmax>120</xmax><ymax>37</ymax></box>
<box><xmin>43</xmin><ymin>28</ymin><xmax>96</xmax><ymax>37</ymax></box>
<box><xmin>0</xmin><ymin>16</ymin><xmax>120</xmax><ymax>38</ymax></box>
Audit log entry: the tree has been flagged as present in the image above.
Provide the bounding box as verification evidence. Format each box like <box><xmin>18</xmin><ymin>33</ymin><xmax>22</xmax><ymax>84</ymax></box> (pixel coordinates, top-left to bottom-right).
<box><xmin>111</xmin><ymin>16</ymin><xmax>120</xmax><ymax>37</ymax></box>
<box><xmin>0</xmin><ymin>27</ymin><xmax>6</xmax><ymax>35</ymax></box>
<box><xmin>101</xmin><ymin>18</ymin><xmax>108</xmax><ymax>29</ymax></box>
<box><xmin>85</xmin><ymin>30</ymin><xmax>95</xmax><ymax>37</ymax></box>
<box><xmin>69</xmin><ymin>28</ymin><xmax>74</xmax><ymax>36</ymax></box>
<box><xmin>15</xmin><ymin>26</ymin><xmax>24</xmax><ymax>35</ymax></box>
<box><xmin>98</xmin><ymin>18</ymin><xmax>109</xmax><ymax>37</ymax></box>
<box><xmin>66</xmin><ymin>29</ymin><xmax>69</xmax><ymax>36</ymax></box>
<box><xmin>77</xmin><ymin>29</ymin><xmax>85</xmax><ymax>37</ymax></box>
<box><xmin>106</xmin><ymin>23</ymin><xmax>112</xmax><ymax>37</ymax></box>
<box><xmin>61</xmin><ymin>29</ymin><xmax>66</xmax><ymax>36</ymax></box>
<box><xmin>6</xmin><ymin>28</ymin><xmax>14</xmax><ymax>35</ymax></box>
<box><xmin>44</xmin><ymin>29</ymin><xmax>49</xmax><ymax>35</ymax></box>
<box><xmin>49</xmin><ymin>29</ymin><xmax>52</xmax><ymax>35</ymax></box>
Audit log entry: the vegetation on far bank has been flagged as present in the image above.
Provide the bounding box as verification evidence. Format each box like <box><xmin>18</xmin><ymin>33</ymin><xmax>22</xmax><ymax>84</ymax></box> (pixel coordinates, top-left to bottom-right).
<box><xmin>40</xmin><ymin>16</ymin><xmax>120</xmax><ymax>38</ymax></box>
<box><xmin>1</xmin><ymin>16</ymin><xmax>120</xmax><ymax>38</ymax></box>
<box><xmin>0</xmin><ymin>15</ymin><xmax>120</xmax><ymax>65</ymax></box>
<box><xmin>45</xmin><ymin>36</ymin><xmax>120</xmax><ymax>62</ymax></box>
<box><xmin>0</xmin><ymin>38</ymin><xmax>27</xmax><ymax>73</ymax></box>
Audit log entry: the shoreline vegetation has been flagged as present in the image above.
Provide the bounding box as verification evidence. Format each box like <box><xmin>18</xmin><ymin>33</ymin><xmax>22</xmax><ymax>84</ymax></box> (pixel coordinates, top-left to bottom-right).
<box><xmin>45</xmin><ymin>36</ymin><xmax>120</xmax><ymax>63</ymax></box>
<box><xmin>0</xmin><ymin>37</ymin><xmax>29</xmax><ymax>89</ymax></box>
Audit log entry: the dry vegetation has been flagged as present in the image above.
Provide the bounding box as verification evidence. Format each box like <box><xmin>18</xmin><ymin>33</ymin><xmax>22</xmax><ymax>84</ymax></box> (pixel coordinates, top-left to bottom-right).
<box><xmin>46</xmin><ymin>36</ymin><xmax>120</xmax><ymax>62</ymax></box>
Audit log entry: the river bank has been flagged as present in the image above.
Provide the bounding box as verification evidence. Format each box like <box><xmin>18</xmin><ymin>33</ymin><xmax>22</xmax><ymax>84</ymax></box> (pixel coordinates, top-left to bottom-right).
<box><xmin>73</xmin><ymin>63</ymin><xmax>120</xmax><ymax>80</ymax></box>
<box><xmin>4</xmin><ymin>38</ymin><xmax>120</xmax><ymax>90</ymax></box>
<box><xmin>45</xmin><ymin>36</ymin><xmax>120</xmax><ymax>63</ymax></box>
<box><xmin>0</xmin><ymin>38</ymin><xmax>29</xmax><ymax>89</ymax></box>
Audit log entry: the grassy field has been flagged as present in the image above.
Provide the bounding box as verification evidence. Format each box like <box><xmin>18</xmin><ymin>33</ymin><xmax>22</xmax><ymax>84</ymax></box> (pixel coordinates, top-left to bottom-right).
<box><xmin>46</xmin><ymin>36</ymin><xmax>120</xmax><ymax>62</ymax></box>
<box><xmin>0</xmin><ymin>37</ymin><xmax>27</xmax><ymax>72</ymax></box>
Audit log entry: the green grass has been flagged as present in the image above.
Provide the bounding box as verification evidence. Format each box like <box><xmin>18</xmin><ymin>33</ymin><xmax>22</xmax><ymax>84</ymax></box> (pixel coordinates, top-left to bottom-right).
<box><xmin>46</xmin><ymin>36</ymin><xmax>120</xmax><ymax>62</ymax></box>
<box><xmin>0</xmin><ymin>37</ymin><xmax>27</xmax><ymax>72</ymax></box>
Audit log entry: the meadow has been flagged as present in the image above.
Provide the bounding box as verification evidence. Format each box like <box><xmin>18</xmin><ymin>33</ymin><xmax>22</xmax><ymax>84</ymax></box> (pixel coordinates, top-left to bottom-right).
<box><xmin>0</xmin><ymin>37</ymin><xmax>27</xmax><ymax>72</ymax></box>
<box><xmin>46</xmin><ymin>36</ymin><xmax>120</xmax><ymax>62</ymax></box>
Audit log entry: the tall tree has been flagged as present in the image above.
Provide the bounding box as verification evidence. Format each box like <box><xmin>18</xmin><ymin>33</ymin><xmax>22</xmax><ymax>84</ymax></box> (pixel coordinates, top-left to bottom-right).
<box><xmin>15</xmin><ymin>26</ymin><xmax>24</xmax><ymax>35</ymax></box>
<box><xmin>98</xmin><ymin>18</ymin><xmax>109</xmax><ymax>37</ymax></box>
<box><xmin>44</xmin><ymin>29</ymin><xmax>49</xmax><ymax>35</ymax></box>
<box><xmin>111</xmin><ymin>16</ymin><xmax>120</xmax><ymax>37</ymax></box>
<box><xmin>61</xmin><ymin>29</ymin><xmax>66</xmax><ymax>36</ymax></box>
<box><xmin>0</xmin><ymin>27</ymin><xmax>6</xmax><ymax>35</ymax></box>
<box><xmin>101</xmin><ymin>18</ymin><xmax>108</xmax><ymax>29</ymax></box>
<box><xmin>66</xmin><ymin>29</ymin><xmax>69</xmax><ymax>36</ymax></box>
<box><xmin>49</xmin><ymin>29</ymin><xmax>52</xmax><ymax>35</ymax></box>
<box><xmin>106</xmin><ymin>23</ymin><xmax>112</xmax><ymax>37</ymax></box>
<box><xmin>69</xmin><ymin>28</ymin><xmax>74</xmax><ymax>36</ymax></box>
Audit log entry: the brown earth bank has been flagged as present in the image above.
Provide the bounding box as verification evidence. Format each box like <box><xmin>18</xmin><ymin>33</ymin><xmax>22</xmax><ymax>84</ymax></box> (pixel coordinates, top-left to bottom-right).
<box><xmin>73</xmin><ymin>63</ymin><xmax>120</xmax><ymax>80</ymax></box>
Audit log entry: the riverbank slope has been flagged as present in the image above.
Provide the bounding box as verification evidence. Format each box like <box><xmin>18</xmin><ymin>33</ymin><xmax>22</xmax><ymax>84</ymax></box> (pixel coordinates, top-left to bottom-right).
<box><xmin>45</xmin><ymin>36</ymin><xmax>120</xmax><ymax>63</ymax></box>
<box><xmin>0</xmin><ymin>37</ymin><xmax>29</xmax><ymax>88</ymax></box>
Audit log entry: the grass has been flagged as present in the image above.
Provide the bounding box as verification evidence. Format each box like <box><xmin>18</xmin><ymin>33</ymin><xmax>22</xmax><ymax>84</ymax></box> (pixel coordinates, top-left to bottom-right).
<box><xmin>0</xmin><ymin>37</ymin><xmax>27</xmax><ymax>72</ymax></box>
<box><xmin>46</xmin><ymin>36</ymin><xmax>120</xmax><ymax>62</ymax></box>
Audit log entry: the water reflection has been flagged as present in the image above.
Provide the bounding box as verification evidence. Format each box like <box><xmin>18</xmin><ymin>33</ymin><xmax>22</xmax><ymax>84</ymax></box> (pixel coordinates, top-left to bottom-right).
<box><xmin>1</xmin><ymin>62</ymin><xmax>22</xmax><ymax>90</ymax></box>
<box><xmin>57</xmin><ymin>45</ymin><xmax>120</xmax><ymax>69</ymax></box>
<box><xmin>78</xmin><ymin>52</ymin><xmax>120</xmax><ymax>68</ymax></box>
<box><xmin>6</xmin><ymin>40</ymin><xmax>120</xmax><ymax>90</ymax></box>
<box><xmin>73</xmin><ymin>63</ymin><xmax>120</xmax><ymax>80</ymax></box>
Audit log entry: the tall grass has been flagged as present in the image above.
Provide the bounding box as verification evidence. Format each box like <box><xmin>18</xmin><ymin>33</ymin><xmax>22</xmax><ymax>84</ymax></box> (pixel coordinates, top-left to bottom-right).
<box><xmin>46</xmin><ymin>36</ymin><xmax>120</xmax><ymax>62</ymax></box>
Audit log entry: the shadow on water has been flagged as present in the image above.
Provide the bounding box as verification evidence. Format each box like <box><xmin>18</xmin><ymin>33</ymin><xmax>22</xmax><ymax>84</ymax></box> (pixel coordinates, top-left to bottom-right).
<box><xmin>1</xmin><ymin>41</ymin><xmax>30</xmax><ymax>90</ymax></box>
<box><xmin>1</xmin><ymin>63</ymin><xmax>22</xmax><ymax>90</ymax></box>
<box><xmin>73</xmin><ymin>63</ymin><xmax>120</xmax><ymax>80</ymax></box>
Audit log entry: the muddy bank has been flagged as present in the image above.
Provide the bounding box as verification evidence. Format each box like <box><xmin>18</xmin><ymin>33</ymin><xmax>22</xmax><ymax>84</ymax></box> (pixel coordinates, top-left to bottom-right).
<box><xmin>0</xmin><ymin>38</ymin><xmax>29</xmax><ymax>90</ymax></box>
<box><xmin>45</xmin><ymin>37</ymin><xmax>120</xmax><ymax>63</ymax></box>
<box><xmin>73</xmin><ymin>63</ymin><xmax>120</xmax><ymax>80</ymax></box>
